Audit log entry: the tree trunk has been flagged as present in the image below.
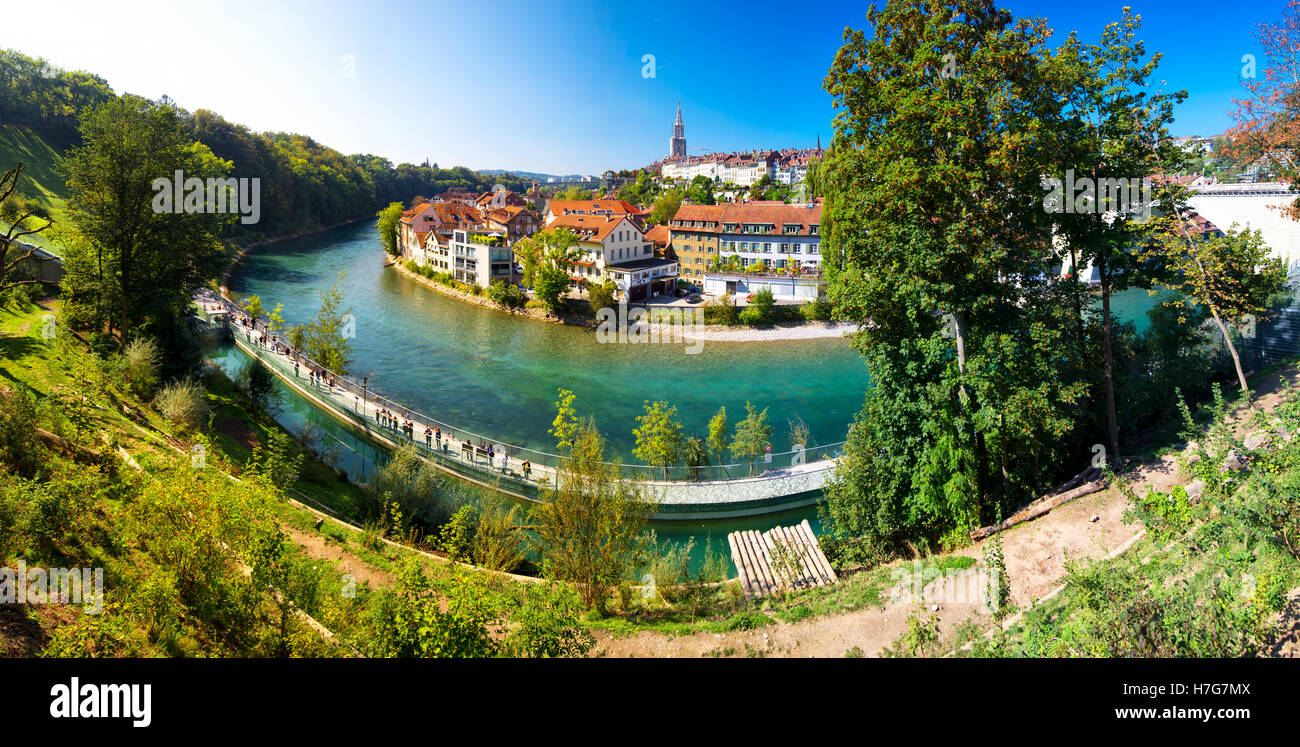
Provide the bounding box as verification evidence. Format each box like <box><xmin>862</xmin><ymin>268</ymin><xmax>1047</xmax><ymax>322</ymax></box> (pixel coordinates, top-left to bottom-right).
<box><xmin>1100</xmin><ymin>263</ymin><xmax>1120</xmax><ymax>468</ymax></box>
<box><xmin>1210</xmin><ymin>310</ymin><xmax>1252</xmax><ymax>402</ymax></box>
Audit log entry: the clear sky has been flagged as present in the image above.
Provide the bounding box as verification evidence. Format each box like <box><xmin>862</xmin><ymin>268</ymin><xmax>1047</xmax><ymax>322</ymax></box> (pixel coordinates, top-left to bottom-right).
<box><xmin>4</xmin><ymin>0</ymin><xmax>1285</xmax><ymax>174</ymax></box>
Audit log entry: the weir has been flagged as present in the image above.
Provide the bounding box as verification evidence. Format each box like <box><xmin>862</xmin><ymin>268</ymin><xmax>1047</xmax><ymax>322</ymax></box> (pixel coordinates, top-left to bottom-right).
<box><xmin>196</xmin><ymin>291</ymin><xmax>843</xmax><ymax>519</ymax></box>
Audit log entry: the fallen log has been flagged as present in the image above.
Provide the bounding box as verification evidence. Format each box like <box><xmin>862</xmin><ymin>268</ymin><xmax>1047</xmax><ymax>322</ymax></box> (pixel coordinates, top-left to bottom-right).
<box><xmin>970</xmin><ymin>477</ymin><xmax>1107</xmax><ymax>541</ymax></box>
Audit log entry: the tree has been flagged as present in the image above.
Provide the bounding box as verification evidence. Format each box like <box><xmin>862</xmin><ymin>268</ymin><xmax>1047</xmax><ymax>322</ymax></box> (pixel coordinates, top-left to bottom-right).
<box><xmin>707</xmin><ymin>406</ymin><xmax>729</xmax><ymax>474</ymax></box>
<box><xmin>242</xmin><ymin>295</ymin><xmax>264</xmax><ymax>324</ymax></box>
<box><xmin>549</xmin><ymin>387</ymin><xmax>580</xmax><ymax>453</ymax></box>
<box><xmin>1045</xmin><ymin>8</ymin><xmax>1186</xmax><ymax>465</ymax></box>
<box><xmin>820</xmin><ymin>0</ymin><xmax>1079</xmax><ymax>549</ymax></box>
<box><xmin>304</xmin><ymin>272</ymin><xmax>353</xmax><ymax>374</ymax></box>
<box><xmin>648</xmin><ymin>187</ymin><xmax>684</xmax><ymax>226</ymax></box>
<box><xmin>632</xmin><ymin>400</ymin><xmax>683</xmax><ymax>480</ymax></box>
<box><xmin>803</xmin><ymin>156</ymin><xmax>824</xmax><ymax>199</ymax></box>
<box><xmin>556</xmin><ymin>185</ymin><xmax>592</xmax><ymax>201</ymax></box>
<box><xmin>61</xmin><ymin>95</ymin><xmax>231</xmax><ymax>358</ymax></box>
<box><xmin>1150</xmin><ymin>222</ymin><xmax>1286</xmax><ymax>401</ymax></box>
<box><xmin>685</xmin><ymin>175</ymin><xmax>716</xmax><ymax>205</ymax></box>
<box><xmin>587</xmin><ymin>280</ymin><xmax>617</xmax><ymax>313</ymax></box>
<box><xmin>531</xmin><ymin>414</ymin><xmax>654</xmax><ymax>613</ymax></box>
<box><xmin>0</xmin><ymin>163</ymin><xmax>55</xmax><ymax>294</ymax></box>
<box><xmin>1227</xmin><ymin>1</ymin><xmax>1300</xmax><ymax>219</ymax></box>
<box><xmin>514</xmin><ymin>227</ymin><xmax>581</xmax><ymax>311</ymax></box>
<box><xmin>376</xmin><ymin>201</ymin><xmax>404</xmax><ymax>256</ymax></box>
<box><xmin>682</xmin><ymin>435</ymin><xmax>708</xmax><ymax>481</ymax></box>
<box><xmin>730</xmin><ymin>401</ymin><xmax>772</xmax><ymax>476</ymax></box>
<box><xmin>533</xmin><ymin>264</ymin><xmax>571</xmax><ymax>312</ymax></box>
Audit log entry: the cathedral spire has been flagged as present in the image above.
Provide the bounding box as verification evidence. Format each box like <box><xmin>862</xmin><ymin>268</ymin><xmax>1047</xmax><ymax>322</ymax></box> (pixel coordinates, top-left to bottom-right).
<box><xmin>670</xmin><ymin>101</ymin><xmax>687</xmax><ymax>158</ymax></box>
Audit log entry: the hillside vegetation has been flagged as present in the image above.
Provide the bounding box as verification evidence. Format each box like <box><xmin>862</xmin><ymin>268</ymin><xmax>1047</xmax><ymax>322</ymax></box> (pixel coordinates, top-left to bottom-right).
<box><xmin>0</xmin><ymin>296</ymin><xmax>594</xmax><ymax>657</ymax></box>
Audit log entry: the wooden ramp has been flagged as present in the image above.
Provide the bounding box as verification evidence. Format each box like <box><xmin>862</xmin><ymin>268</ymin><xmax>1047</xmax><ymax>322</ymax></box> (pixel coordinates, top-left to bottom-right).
<box><xmin>727</xmin><ymin>520</ymin><xmax>838</xmax><ymax>600</ymax></box>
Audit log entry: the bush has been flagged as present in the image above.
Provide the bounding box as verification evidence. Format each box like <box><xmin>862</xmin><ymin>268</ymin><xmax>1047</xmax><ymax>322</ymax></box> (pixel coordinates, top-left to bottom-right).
<box><xmin>703</xmin><ymin>295</ymin><xmax>740</xmax><ymax>326</ymax></box>
<box><xmin>723</xmin><ymin>610</ymin><xmax>773</xmax><ymax>631</ymax></box>
<box><xmin>154</xmin><ymin>377</ymin><xmax>208</xmax><ymax>431</ymax></box>
<box><xmin>119</xmin><ymin>337</ymin><xmax>161</xmax><ymax>400</ymax></box>
<box><xmin>587</xmin><ymin>282</ymin><xmax>617</xmax><ymax>314</ymax></box>
<box><xmin>486</xmin><ymin>281</ymin><xmax>527</xmax><ymax>309</ymax></box>
<box><xmin>800</xmin><ymin>298</ymin><xmax>833</xmax><ymax>321</ymax></box>
<box><xmin>239</xmin><ymin>359</ymin><xmax>280</xmax><ymax>413</ymax></box>
<box><xmin>739</xmin><ymin>306</ymin><xmax>765</xmax><ymax>326</ymax></box>
<box><xmin>87</xmin><ymin>332</ymin><xmax>118</xmax><ymax>359</ymax></box>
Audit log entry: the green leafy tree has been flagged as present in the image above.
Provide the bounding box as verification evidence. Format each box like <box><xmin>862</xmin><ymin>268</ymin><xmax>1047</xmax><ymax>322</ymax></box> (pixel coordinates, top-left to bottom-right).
<box><xmin>648</xmin><ymin>187</ymin><xmax>684</xmax><ymax>226</ymax></box>
<box><xmin>62</xmin><ymin>95</ymin><xmax>231</xmax><ymax>361</ymax></box>
<box><xmin>376</xmin><ymin>201</ymin><xmax>404</xmax><ymax>256</ymax></box>
<box><xmin>1150</xmin><ymin>222</ymin><xmax>1286</xmax><ymax>401</ymax></box>
<box><xmin>707</xmin><ymin>406</ymin><xmax>729</xmax><ymax>473</ymax></box>
<box><xmin>304</xmin><ymin>272</ymin><xmax>353</xmax><ymax>374</ymax></box>
<box><xmin>685</xmin><ymin>175</ymin><xmax>716</xmax><ymax>205</ymax></box>
<box><xmin>242</xmin><ymin>295</ymin><xmax>264</xmax><ymax>324</ymax></box>
<box><xmin>587</xmin><ymin>280</ymin><xmax>617</xmax><ymax>313</ymax></box>
<box><xmin>532</xmin><ymin>412</ymin><xmax>654</xmax><ymax>613</ymax></box>
<box><xmin>820</xmin><ymin>0</ymin><xmax>1087</xmax><ymax>552</ymax></box>
<box><xmin>730</xmin><ymin>401</ymin><xmax>772</xmax><ymax>475</ymax></box>
<box><xmin>549</xmin><ymin>387</ymin><xmax>581</xmax><ymax>453</ymax></box>
<box><xmin>1045</xmin><ymin>8</ymin><xmax>1186</xmax><ymax>463</ymax></box>
<box><xmin>682</xmin><ymin>435</ymin><xmax>708</xmax><ymax>481</ymax></box>
<box><xmin>632</xmin><ymin>400</ymin><xmax>683</xmax><ymax>479</ymax></box>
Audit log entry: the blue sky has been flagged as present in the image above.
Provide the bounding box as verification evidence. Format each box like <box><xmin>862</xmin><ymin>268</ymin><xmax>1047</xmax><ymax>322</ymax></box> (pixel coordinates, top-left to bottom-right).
<box><xmin>5</xmin><ymin>0</ymin><xmax>1285</xmax><ymax>174</ymax></box>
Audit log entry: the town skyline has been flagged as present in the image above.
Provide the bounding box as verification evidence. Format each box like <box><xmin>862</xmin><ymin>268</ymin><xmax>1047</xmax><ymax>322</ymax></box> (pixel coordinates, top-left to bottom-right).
<box><xmin>3</xmin><ymin>0</ymin><xmax>1279</xmax><ymax>175</ymax></box>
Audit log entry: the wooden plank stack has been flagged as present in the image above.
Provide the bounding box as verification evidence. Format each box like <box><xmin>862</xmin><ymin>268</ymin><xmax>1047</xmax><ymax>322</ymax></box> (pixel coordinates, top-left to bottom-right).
<box><xmin>727</xmin><ymin>519</ymin><xmax>839</xmax><ymax>601</ymax></box>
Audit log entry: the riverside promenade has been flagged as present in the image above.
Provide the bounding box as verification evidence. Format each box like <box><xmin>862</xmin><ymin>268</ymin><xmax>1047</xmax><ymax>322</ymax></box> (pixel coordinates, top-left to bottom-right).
<box><xmin>196</xmin><ymin>291</ymin><xmax>842</xmax><ymax>518</ymax></box>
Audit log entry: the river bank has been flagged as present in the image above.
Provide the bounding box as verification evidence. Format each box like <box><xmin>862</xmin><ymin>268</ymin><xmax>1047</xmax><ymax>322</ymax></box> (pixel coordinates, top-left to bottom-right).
<box><xmin>393</xmin><ymin>252</ymin><xmax>860</xmax><ymax>342</ymax></box>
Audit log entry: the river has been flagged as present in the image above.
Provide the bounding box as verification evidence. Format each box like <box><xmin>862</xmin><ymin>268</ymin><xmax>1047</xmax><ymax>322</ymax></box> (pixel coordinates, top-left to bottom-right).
<box><xmin>210</xmin><ymin>221</ymin><xmax>1246</xmax><ymax>570</ymax></box>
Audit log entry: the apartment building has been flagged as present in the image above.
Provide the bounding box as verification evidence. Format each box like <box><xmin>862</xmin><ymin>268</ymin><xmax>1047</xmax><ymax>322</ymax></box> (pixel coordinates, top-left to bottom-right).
<box><xmin>667</xmin><ymin>201</ymin><xmax>825</xmax><ymax>300</ymax></box>
<box><xmin>482</xmin><ymin>205</ymin><xmax>542</xmax><ymax>243</ymax></box>
<box><xmin>667</xmin><ymin>204</ymin><xmax>726</xmax><ymax>283</ymax></box>
<box><xmin>399</xmin><ymin>201</ymin><xmax>487</xmax><ymax>269</ymax></box>
<box><xmin>547</xmin><ymin>213</ymin><xmax>677</xmax><ymax>301</ymax></box>
<box><xmin>448</xmin><ymin>228</ymin><xmax>519</xmax><ymax>289</ymax></box>
<box><xmin>544</xmin><ymin>198</ymin><xmax>644</xmax><ymax>227</ymax></box>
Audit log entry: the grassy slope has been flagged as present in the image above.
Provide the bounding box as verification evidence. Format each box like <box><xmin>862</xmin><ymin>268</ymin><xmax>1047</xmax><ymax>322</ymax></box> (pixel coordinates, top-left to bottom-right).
<box><xmin>1</xmin><ymin>297</ymin><xmax>564</xmax><ymax>656</ymax></box>
<box><xmin>0</xmin><ymin>122</ymin><xmax>71</xmax><ymax>253</ymax></box>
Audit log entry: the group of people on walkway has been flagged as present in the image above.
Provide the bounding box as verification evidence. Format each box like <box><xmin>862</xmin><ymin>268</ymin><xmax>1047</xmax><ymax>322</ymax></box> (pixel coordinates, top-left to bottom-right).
<box><xmin>220</xmin><ymin>298</ymin><xmax>539</xmax><ymax>484</ymax></box>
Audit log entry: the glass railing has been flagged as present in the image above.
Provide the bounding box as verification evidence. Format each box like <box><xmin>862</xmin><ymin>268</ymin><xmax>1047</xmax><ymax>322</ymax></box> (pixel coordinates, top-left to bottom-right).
<box><xmin>199</xmin><ymin>292</ymin><xmax>843</xmax><ymax>488</ymax></box>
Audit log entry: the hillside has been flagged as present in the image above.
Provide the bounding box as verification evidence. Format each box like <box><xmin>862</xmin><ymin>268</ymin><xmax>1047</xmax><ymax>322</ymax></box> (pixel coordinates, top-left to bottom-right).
<box><xmin>0</xmin><ymin>296</ymin><xmax>590</xmax><ymax>657</ymax></box>
<box><xmin>0</xmin><ymin>122</ymin><xmax>70</xmax><ymax>252</ymax></box>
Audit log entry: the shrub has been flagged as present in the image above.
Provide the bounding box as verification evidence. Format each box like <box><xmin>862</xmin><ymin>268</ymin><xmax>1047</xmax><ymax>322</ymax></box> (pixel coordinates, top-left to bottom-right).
<box><xmin>724</xmin><ymin>610</ymin><xmax>773</xmax><ymax>631</ymax></box>
<box><xmin>486</xmin><ymin>281</ymin><xmax>527</xmax><ymax>309</ymax></box>
<box><xmin>587</xmin><ymin>282</ymin><xmax>617</xmax><ymax>314</ymax></box>
<box><xmin>239</xmin><ymin>359</ymin><xmax>280</xmax><ymax>413</ymax></box>
<box><xmin>799</xmin><ymin>298</ymin><xmax>833</xmax><ymax>321</ymax></box>
<box><xmin>703</xmin><ymin>295</ymin><xmax>740</xmax><ymax>326</ymax></box>
<box><xmin>154</xmin><ymin>377</ymin><xmax>208</xmax><ymax>431</ymax></box>
<box><xmin>119</xmin><ymin>337</ymin><xmax>161</xmax><ymax>400</ymax></box>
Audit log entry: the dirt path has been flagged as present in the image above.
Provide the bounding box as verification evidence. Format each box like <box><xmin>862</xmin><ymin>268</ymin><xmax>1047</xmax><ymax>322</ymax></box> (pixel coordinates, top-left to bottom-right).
<box><xmin>593</xmin><ymin>367</ymin><xmax>1300</xmax><ymax>658</ymax></box>
<box><xmin>281</xmin><ymin>523</ymin><xmax>393</xmax><ymax>590</ymax></box>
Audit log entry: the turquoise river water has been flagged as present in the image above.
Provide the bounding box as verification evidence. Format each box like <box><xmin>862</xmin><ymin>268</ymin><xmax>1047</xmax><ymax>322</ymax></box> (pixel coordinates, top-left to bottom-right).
<box><xmin>208</xmin><ymin>221</ymin><xmax>1178</xmax><ymax>569</ymax></box>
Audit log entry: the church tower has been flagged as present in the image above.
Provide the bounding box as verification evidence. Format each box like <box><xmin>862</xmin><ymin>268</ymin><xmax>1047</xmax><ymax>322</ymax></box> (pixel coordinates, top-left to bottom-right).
<box><xmin>669</xmin><ymin>101</ymin><xmax>687</xmax><ymax>158</ymax></box>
